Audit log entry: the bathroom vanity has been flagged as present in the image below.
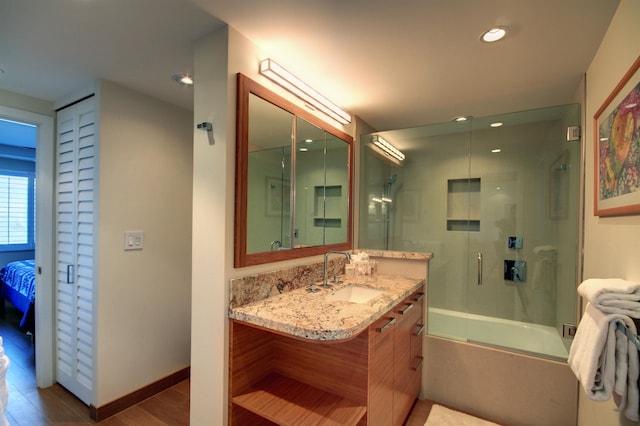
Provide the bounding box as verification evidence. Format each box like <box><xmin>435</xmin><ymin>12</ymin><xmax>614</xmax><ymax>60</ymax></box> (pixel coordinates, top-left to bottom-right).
<box><xmin>228</xmin><ymin>275</ymin><xmax>425</xmax><ymax>425</ymax></box>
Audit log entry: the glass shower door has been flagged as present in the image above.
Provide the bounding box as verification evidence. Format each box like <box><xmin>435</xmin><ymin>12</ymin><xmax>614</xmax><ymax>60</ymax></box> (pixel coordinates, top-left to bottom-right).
<box><xmin>360</xmin><ymin>104</ymin><xmax>581</xmax><ymax>360</ymax></box>
<box><xmin>460</xmin><ymin>104</ymin><xmax>580</xmax><ymax>358</ymax></box>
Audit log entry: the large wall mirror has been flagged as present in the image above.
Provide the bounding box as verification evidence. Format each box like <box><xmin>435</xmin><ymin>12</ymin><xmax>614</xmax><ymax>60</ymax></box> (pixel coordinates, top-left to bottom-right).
<box><xmin>235</xmin><ymin>74</ymin><xmax>353</xmax><ymax>267</ymax></box>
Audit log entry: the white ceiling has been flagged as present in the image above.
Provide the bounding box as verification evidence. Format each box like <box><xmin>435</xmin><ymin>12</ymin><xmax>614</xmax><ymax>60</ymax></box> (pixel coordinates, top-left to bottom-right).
<box><xmin>0</xmin><ymin>0</ymin><xmax>620</xmax><ymax>132</ymax></box>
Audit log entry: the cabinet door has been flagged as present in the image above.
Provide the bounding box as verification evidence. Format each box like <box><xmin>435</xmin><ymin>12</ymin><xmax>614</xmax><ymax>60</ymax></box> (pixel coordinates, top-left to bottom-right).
<box><xmin>393</xmin><ymin>292</ymin><xmax>422</xmax><ymax>425</ymax></box>
<box><xmin>409</xmin><ymin>290</ymin><xmax>425</xmax><ymax>398</ymax></box>
<box><xmin>368</xmin><ymin>314</ymin><xmax>396</xmax><ymax>425</ymax></box>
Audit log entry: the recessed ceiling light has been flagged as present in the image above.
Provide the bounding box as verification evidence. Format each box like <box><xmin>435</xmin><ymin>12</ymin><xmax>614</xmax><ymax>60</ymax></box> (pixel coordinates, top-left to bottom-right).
<box><xmin>299</xmin><ymin>147</ymin><xmax>308</xmax><ymax>152</ymax></box>
<box><xmin>490</xmin><ymin>122</ymin><xmax>503</xmax><ymax>127</ymax></box>
<box><xmin>172</xmin><ymin>73</ymin><xmax>194</xmax><ymax>86</ymax></box>
<box><xmin>491</xmin><ymin>149</ymin><xmax>502</xmax><ymax>153</ymax></box>
<box><xmin>453</xmin><ymin>115</ymin><xmax>472</xmax><ymax>122</ymax></box>
<box><xmin>481</xmin><ymin>26</ymin><xmax>507</xmax><ymax>43</ymax></box>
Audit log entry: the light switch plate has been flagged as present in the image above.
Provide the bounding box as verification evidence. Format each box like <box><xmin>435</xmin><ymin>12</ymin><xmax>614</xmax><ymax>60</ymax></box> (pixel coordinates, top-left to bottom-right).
<box><xmin>124</xmin><ymin>231</ymin><xmax>144</xmax><ymax>251</ymax></box>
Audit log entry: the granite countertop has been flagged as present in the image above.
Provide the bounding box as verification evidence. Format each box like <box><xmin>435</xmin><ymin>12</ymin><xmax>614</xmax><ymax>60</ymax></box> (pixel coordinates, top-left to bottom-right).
<box><xmin>228</xmin><ymin>274</ymin><xmax>425</xmax><ymax>342</ymax></box>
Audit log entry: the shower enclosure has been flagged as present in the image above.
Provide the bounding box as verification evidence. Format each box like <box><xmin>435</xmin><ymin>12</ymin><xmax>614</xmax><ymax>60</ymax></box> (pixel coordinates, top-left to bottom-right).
<box><xmin>359</xmin><ymin>104</ymin><xmax>581</xmax><ymax>360</ymax></box>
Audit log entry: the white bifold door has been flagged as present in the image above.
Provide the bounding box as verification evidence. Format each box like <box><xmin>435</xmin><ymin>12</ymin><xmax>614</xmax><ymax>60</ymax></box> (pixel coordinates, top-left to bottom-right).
<box><xmin>55</xmin><ymin>96</ymin><xmax>96</xmax><ymax>405</ymax></box>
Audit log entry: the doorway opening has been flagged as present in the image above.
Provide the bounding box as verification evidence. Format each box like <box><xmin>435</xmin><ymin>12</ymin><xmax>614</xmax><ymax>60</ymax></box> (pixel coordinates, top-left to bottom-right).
<box><xmin>0</xmin><ymin>106</ymin><xmax>55</xmax><ymax>392</ymax></box>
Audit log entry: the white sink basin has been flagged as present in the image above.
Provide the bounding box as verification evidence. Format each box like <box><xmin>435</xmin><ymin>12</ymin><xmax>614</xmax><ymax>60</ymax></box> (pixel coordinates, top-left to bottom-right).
<box><xmin>326</xmin><ymin>285</ymin><xmax>385</xmax><ymax>304</ymax></box>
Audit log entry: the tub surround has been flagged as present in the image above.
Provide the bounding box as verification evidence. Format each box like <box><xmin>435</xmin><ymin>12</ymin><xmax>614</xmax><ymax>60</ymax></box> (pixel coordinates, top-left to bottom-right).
<box><xmin>229</xmin><ymin>274</ymin><xmax>424</xmax><ymax>341</ymax></box>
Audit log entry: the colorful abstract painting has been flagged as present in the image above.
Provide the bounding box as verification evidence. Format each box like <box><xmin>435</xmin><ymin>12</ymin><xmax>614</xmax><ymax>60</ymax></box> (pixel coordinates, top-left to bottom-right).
<box><xmin>595</xmin><ymin>57</ymin><xmax>640</xmax><ymax>216</ymax></box>
<box><xmin>598</xmin><ymin>81</ymin><xmax>640</xmax><ymax>200</ymax></box>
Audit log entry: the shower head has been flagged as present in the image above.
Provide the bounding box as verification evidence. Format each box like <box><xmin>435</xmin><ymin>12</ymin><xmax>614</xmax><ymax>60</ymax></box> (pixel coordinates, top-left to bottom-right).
<box><xmin>388</xmin><ymin>174</ymin><xmax>398</xmax><ymax>185</ymax></box>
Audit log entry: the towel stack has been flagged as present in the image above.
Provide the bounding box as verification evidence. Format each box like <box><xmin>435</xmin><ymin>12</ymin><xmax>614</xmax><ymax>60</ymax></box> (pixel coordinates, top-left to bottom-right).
<box><xmin>568</xmin><ymin>278</ymin><xmax>640</xmax><ymax>421</ymax></box>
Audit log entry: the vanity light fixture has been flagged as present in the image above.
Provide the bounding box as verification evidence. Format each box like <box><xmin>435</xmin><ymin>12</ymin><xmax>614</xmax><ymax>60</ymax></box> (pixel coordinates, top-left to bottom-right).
<box><xmin>259</xmin><ymin>58</ymin><xmax>352</xmax><ymax>125</ymax></box>
<box><xmin>371</xmin><ymin>135</ymin><xmax>405</xmax><ymax>161</ymax></box>
<box><xmin>172</xmin><ymin>73</ymin><xmax>194</xmax><ymax>86</ymax></box>
<box><xmin>480</xmin><ymin>26</ymin><xmax>508</xmax><ymax>43</ymax></box>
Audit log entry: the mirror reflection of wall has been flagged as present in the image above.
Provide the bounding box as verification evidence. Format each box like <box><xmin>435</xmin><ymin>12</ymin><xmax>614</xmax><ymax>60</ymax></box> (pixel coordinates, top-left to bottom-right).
<box><xmin>247</xmin><ymin>146</ymin><xmax>291</xmax><ymax>253</ymax></box>
<box><xmin>246</xmin><ymin>94</ymin><xmax>293</xmax><ymax>254</ymax></box>
<box><xmin>295</xmin><ymin>117</ymin><xmax>349</xmax><ymax>248</ymax></box>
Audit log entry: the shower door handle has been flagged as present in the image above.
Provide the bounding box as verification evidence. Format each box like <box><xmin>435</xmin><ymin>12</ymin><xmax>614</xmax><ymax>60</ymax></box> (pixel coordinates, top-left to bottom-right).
<box><xmin>477</xmin><ymin>253</ymin><xmax>483</xmax><ymax>286</ymax></box>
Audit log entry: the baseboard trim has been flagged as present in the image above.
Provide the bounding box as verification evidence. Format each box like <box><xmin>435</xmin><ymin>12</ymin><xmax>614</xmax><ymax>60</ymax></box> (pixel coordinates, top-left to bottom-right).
<box><xmin>89</xmin><ymin>367</ymin><xmax>190</xmax><ymax>421</ymax></box>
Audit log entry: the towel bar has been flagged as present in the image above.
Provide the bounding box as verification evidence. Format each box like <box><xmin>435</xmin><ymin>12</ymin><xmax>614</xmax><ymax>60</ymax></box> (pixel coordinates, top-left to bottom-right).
<box><xmin>616</xmin><ymin>322</ymin><xmax>640</xmax><ymax>350</ymax></box>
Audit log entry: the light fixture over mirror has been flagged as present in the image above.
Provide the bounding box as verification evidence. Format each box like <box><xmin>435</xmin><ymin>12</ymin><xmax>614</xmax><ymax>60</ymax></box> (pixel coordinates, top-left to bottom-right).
<box><xmin>259</xmin><ymin>58</ymin><xmax>352</xmax><ymax>125</ymax></box>
<box><xmin>235</xmin><ymin>74</ymin><xmax>353</xmax><ymax>267</ymax></box>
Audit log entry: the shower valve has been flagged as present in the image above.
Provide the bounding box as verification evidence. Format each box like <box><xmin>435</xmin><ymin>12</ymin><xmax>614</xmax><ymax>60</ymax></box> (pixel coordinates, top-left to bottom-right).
<box><xmin>504</xmin><ymin>260</ymin><xmax>526</xmax><ymax>282</ymax></box>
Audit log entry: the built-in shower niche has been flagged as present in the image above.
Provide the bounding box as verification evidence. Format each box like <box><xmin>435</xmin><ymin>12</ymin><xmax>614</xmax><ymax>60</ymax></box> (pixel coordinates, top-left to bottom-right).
<box><xmin>446</xmin><ymin>178</ymin><xmax>480</xmax><ymax>231</ymax></box>
<box><xmin>313</xmin><ymin>185</ymin><xmax>342</xmax><ymax>228</ymax></box>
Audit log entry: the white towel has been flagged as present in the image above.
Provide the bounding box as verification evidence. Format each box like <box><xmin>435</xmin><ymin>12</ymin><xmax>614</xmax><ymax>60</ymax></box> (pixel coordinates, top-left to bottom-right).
<box><xmin>568</xmin><ymin>303</ymin><xmax>639</xmax><ymax>420</ymax></box>
<box><xmin>578</xmin><ymin>278</ymin><xmax>640</xmax><ymax>318</ymax></box>
<box><xmin>0</xmin><ymin>336</ymin><xmax>8</xmax><ymax>426</ymax></box>
<box><xmin>612</xmin><ymin>326</ymin><xmax>640</xmax><ymax>420</ymax></box>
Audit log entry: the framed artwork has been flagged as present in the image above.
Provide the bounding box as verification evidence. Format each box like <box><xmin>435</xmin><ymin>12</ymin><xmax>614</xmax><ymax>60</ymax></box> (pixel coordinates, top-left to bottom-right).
<box><xmin>594</xmin><ymin>56</ymin><xmax>640</xmax><ymax>216</ymax></box>
<box><xmin>549</xmin><ymin>150</ymin><xmax>569</xmax><ymax>220</ymax></box>
<box><xmin>266</xmin><ymin>176</ymin><xmax>290</xmax><ymax>217</ymax></box>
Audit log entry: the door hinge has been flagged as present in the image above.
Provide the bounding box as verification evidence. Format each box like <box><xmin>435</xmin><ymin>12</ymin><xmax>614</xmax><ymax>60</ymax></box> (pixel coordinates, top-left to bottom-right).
<box><xmin>567</xmin><ymin>126</ymin><xmax>581</xmax><ymax>142</ymax></box>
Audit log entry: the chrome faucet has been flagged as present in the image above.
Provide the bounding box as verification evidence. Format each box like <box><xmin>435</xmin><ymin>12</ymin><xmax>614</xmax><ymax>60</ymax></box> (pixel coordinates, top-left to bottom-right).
<box><xmin>270</xmin><ymin>240</ymin><xmax>281</xmax><ymax>251</ymax></box>
<box><xmin>322</xmin><ymin>250</ymin><xmax>352</xmax><ymax>288</ymax></box>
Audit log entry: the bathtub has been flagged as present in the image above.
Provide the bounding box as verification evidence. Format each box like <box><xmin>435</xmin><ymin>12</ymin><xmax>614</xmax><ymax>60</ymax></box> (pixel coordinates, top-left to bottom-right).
<box><xmin>427</xmin><ymin>307</ymin><xmax>569</xmax><ymax>359</ymax></box>
<box><xmin>423</xmin><ymin>307</ymin><xmax>577</xmax><ymax>425</ymax></box>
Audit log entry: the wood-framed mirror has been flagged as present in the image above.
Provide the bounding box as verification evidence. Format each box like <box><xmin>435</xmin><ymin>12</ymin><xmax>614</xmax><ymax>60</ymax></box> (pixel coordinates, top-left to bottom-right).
<box><xmin>235</xmin><ymin>73</ymin><xmax>353</xmax><ymax>267</ymax></box>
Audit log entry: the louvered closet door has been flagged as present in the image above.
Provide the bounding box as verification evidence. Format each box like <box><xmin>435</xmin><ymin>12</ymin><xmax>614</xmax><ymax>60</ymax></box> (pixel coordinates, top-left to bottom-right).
<box><xmin>56</xmin><ymin>97</ymin><xmax>96</xmax><ymax>405</ymax></box>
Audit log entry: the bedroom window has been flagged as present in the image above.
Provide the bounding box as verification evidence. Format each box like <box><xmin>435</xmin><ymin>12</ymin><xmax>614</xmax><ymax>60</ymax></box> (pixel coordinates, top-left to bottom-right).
<box><xmin>0</xmin><ymin>171</ymin><xmax>35</xmax><ymax>251</ymax></box>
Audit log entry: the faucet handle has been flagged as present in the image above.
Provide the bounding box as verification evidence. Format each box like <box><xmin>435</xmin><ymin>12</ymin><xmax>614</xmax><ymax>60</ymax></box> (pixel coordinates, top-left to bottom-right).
<box><xmin>333</xmin><ymin>275</ymin><xmax>343</xmax><ymax>284</ymax></box>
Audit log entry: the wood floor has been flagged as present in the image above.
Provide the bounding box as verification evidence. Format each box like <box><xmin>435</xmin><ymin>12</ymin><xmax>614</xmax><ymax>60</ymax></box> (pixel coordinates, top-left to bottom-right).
<box><xmin>1</xmin><ymin>304</ymin><xmax>189</xmax><ymax>425</ymax></box>
<box><xmin>1</xmin><ymin>303</ymin><xmax>433</xmax><ymax>425</ymax></box>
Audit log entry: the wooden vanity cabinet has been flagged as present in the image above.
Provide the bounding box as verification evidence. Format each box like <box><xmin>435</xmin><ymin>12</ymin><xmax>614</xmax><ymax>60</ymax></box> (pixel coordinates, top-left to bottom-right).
<box><xmin>392</xmin><ymin>289</ymin><xmax>424</xmax><ymax>426</ymax></box>
<box><xmin>229</xmin><ymin>285</ymin><xmax>425</xmax><ymax>426</ymax></box>
<box><xmin>369</xmin><ymin>287</ymin><xmax>424</xmax><ymax>426</ymax></box>
<box><xmin>368</xmin><ymin>314</ymin><xmax>396</xmax><ymax>425</ymax></box>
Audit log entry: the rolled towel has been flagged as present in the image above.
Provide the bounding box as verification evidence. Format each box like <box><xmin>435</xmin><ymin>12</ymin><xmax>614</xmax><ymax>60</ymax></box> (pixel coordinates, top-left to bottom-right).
<box><xmin>578</xmin><ymin>278</ymin><xmax>640</xmax><ymax>318</ymax></box>
<box><xmin>568</xmin><ymin>303</ymin><xmax>637</xmax><ymax>403</ymax></box>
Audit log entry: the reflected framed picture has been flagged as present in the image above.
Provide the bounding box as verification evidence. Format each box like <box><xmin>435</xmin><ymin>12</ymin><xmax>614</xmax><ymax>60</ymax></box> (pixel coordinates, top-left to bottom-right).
<box><xmin>266</xmin><ymin>176</ymin><xmax>290</xmax><ymax>217</ymax></box>
<box><xmin>594</xmin><ymin>56</ymin><xmax>640</xmax><ymax>216</ymax></box>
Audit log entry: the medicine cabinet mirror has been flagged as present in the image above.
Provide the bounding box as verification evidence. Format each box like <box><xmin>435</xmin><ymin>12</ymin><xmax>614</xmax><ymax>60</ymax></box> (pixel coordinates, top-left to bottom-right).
<box><xmin>235</xmin><ymin>74</ymin><xmax>353</xmax><ymax>267</ymax></box>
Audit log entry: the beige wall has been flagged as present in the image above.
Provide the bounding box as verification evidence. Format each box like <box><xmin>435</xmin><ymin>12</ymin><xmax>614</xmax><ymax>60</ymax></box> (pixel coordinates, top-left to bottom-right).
<box><xmin>96</xmin><ymin>80</ymin><xmax>193</xmax><ymax>405</ymax></box>
<box><xmin>0</xmin><ymin>88</ymin><xmax>53</xmax><ymax>117</ymax></box>
<box><xmin>580</xmin><ymin>0</ymin><xmax>640</xmax><ymax>425</ymax></box>
<box><xmin>190</xmin><ymin>26</ymin><xmax>231</xmax><ymax>425</ymax></box>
